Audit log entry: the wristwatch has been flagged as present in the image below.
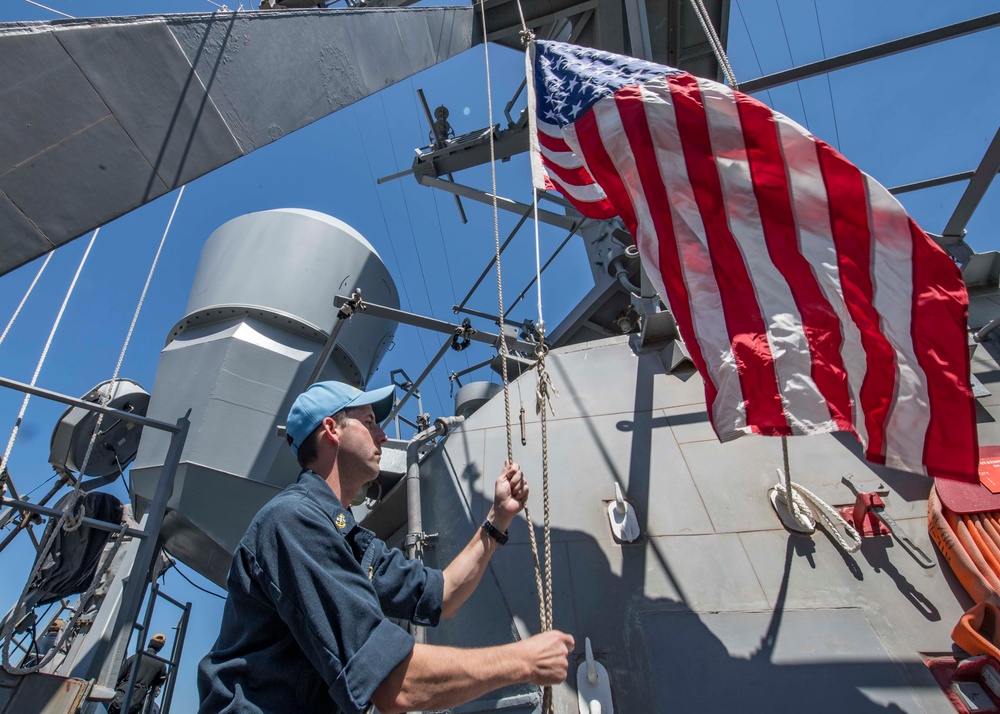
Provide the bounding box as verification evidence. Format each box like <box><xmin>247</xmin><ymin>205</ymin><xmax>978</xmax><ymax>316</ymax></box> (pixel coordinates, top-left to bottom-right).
<box><xmin>481</xmin><ymin>519</ymin><xmax>509</xmax><ymax>545</ymax></box>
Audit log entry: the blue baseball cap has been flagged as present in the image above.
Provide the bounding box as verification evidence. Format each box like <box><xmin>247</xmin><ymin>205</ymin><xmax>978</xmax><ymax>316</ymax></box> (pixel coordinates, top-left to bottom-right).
<box><xmin>286</xmin><ymin>381</ymin><xmax>394</xmax><ymax>455</ymax></box>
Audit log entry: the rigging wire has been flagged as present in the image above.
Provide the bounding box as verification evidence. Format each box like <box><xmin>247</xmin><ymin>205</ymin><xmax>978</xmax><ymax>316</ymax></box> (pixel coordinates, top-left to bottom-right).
<box><xmin>352</xmin><ymin>105</ymin><xmax>442</xmax><ymax>419</ymax></box>
<box><xmin>22</xmin><ymin>0</ymin><xmax>73</xmax><ymax>18</ymax></box>
<box><xmin>0</xmin><ymin>231</ymin><xmax>99</xmax><ymax>484</ymax></box>
<box><xmin>0</xmin><ymin>253</ymin><xmax>54</xmax><ymax>351</ymax></box>
<box><xmin>406</xmin><ymin>81</ymin><xmax>472</xmax><ymax>374</ymax></box>
<box><xmin>2</xmin><ymin>188</ymin><xmax>184</xmax><ymax>675</ymax></box>
<box><xmin>774</xmin><ymin>0</ymin><xmax>812</xmax><ymax>130</ymax></box>
<box><xmin>165</xmin><ymin>557</ymin><xmax>227</xmax><ymax>600</ymax></box>
<box><xmin>733</xmin><ymin>0</ymin><xmax>776</xmax><ymax>108</ymax></box>
<box><xmin>71</xmin><ymin>186</ymin><xmax>186</xmax><ymax>505</ymax></box>
<box><xmin>811</xmin><ymin>0</ymin><xmax>843</xmax><ymax>151</ymax></box>
<box><xmin>378</xmin><ymin>91</ymin><xmax>450</xmax><ymax>414</ymax></box>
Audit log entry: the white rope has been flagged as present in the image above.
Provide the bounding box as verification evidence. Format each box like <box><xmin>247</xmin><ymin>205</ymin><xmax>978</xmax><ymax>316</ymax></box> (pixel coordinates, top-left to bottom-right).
<box><xmin>0</xmin><ymin>253</ymin><xmax>54</xmax><ymax>350</ymax></box>
<box><xmin>479</xmin><ymin>6</ymin><xmax>553</xmax><ymax>712</ymax></box>
<box><xmin>772</xmin><ymin>438</ymin><xmax>859</xmax><ymax>552</ymax></box>
<box><xmin>773</xmin><ymin>476</ymin><xmax>861</xmax><ymax>553</ymax></box>
<box><xmin>689</xmin><ymin>0</ymin><xmax>739</xmax><ymax>89</ymax></box>
<box><xmin>0</xmin><ymin>232</ymin><xmax>98</xmax><ymax>672</ymax></box>
<box><xmin>71</xmin><ymin>186</ymin><xmax>185</xmax><ymax>499</ymax></box>
<box><xmin>0</xmin><ymin>231</ymin><xmax>98</xmax><ymax>482</ymax></box>
<box><xmin>1</xmin><ymin>186</ymin><xmax>183</xmax><ymax>674</ymax></box>
<box><xmin>532</xmin><ymin>187</ymin><xmax>544</xmax><ymax>332</ymax></box>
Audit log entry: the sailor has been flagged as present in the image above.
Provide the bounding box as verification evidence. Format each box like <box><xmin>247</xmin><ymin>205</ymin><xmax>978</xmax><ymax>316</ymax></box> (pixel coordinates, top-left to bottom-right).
<box><xmin>197</xmin><ymin>380</ymin><xmax>574</xmax><ymax>713</ymax></box>
<box><xmin>110</xmin><ymin>633</ymin><xmax>168</xmax><ymax>714</ymax></box>
<box><xmin>21</xmin><ymin>617</ymin><xmax>64</xmax><ymax>667</ymax></box>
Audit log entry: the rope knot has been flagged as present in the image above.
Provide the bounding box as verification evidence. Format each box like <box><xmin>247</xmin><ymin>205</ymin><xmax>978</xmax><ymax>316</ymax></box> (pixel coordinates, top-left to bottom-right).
<box><xmin>519</xmin><ymin>28</ymin><xmax>535</xmax><ymax>47</ymax></box>
<box><xmin>63</xmin><ymin>500</ymin><xmax>87</xmax><ymax>533</ymax></box>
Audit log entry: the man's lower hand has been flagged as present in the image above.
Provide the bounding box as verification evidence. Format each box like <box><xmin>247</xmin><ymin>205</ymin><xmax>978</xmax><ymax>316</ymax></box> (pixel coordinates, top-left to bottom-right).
<box><xmin>520</xmin><ymin>630</ymin><xmax>574</xmax><ymax>685</ymax></box>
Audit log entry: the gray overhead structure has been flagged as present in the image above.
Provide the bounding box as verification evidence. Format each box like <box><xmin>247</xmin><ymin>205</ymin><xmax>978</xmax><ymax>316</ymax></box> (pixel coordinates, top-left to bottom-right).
<box><xmin>129</xmin><ymin>209</ymin><xmax>399</xmax><ymax>586</ymax></box>
<box><xmin>0</xmin><ymin>6</ymin><xmax>473</xmax><ymax>277</ymax></box>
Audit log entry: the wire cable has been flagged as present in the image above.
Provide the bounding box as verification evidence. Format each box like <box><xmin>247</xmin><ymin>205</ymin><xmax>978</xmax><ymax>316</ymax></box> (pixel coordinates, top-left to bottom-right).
<box><xmin>167</xmin><ymin>559</ymin><xmax>227</xmax><ymax>600</ymax></box>
<box><xmin>774</xmin><ymin>0</ymin><xmax>811</xmax><ymax>130</ymax></box>
<box><xmin>811</xmin><ymin>0</ymin><xmax>843</xmax><ymax>151</ymax></box>
<box><xmin>352</xmin><ymin>105</ymin><xmax>441</xmax><ymax>421</ymax></box>
<box><xmin>0</xmin><ymin>253</ymin><xmax>53</xmax><ymax>351</ymax></box>
<box><xmin>733</xmin><ymin>0</ymin><xmax>775</xmax><ymax>107</ymax></box>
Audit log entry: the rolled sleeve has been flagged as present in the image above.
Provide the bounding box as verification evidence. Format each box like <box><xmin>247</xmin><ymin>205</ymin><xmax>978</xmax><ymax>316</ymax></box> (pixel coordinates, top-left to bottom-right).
<box><xmin>368</xmin><ymin>539</ymin><xmax>445</xmax><ymax>626</ymax></box>
<box><xmin>336</xmin><ymin>618</ymin><xmax>414</xmax><ymax>711</ymax></box>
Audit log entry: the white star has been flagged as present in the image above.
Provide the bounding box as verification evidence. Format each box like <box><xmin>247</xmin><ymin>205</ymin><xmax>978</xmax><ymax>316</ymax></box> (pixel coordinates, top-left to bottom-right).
<box><xmin>569</xmin><ymin>101</ymin><xmax>583</xmax><ymax>117</ymax></box>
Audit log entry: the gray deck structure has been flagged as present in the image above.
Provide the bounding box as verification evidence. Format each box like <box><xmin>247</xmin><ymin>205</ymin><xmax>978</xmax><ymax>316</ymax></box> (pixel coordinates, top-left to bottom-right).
<box><xmin>398</xmin><ymin>333</ymin><xmax>982</xmax><ymax>712</ymax></box>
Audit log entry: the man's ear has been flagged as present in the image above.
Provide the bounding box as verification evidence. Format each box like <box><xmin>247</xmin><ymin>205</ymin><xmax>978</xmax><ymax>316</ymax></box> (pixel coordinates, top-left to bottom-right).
<box><xmin>320</xmin><ymin>416</ymin><xmax>341</xmax><ymax>446</ymax></box>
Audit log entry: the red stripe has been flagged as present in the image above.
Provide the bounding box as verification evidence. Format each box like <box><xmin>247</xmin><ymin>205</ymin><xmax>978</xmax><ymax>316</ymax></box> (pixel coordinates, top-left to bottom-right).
<box><xmin>612</xmin><ymin>85</ymin><xmax>719</xmax><ymax>420</ymax></box>
<box><xmin>735</xmin><ymin>95</ymin><xmax>853</xmax><ymax>432</ymax></box>
<box><xmin>571</xmin><ymin>102</ymin><xmax>640</xmax><ymax>232</ymax></box>
<box><xmin>815</xmin><ymin>140</ymin><xmax>895</xmax><ymax>461</ymax></box>
<box><xmin>908</xmin><ymin>218</ymin><xmax>978</xmax><ymax>480</ymax></box>
<box><xmin>540</xmin><ymin>154</ymin><xmax>600</xmax><ymax>189</ymax></box>
<box><xmin>542</xmin><ymin>173</ymin><xmax>619</xmax><ymax>219</ymax></box>
<box><xmin>666</xmin><ymin>74</ymin><xmax>787</xmax><ymax>434</ymax></box>
<box><xmin>537</xmin><ymin>129</ymin><xmax>572</xmax><ymax>153</ymax></box>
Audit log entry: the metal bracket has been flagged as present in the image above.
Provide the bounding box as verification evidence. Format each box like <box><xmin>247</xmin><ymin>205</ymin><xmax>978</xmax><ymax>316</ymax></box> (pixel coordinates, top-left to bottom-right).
<box><xmin>839</xmin><ymin>474</ymin><xmax>936</xmax><ymax>568</ymax></box>
<box><xmin>403</xmin><ymin>532</ymin><xmax>438</xmax><ymax>549</ymax></box>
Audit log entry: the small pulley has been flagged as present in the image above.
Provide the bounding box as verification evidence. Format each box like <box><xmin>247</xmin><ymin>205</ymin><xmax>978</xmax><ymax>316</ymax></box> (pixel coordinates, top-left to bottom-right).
<box><xmin>49</xmin><ymin>379</ymin><xmax>150</xmax><ymax>481</ymax></box>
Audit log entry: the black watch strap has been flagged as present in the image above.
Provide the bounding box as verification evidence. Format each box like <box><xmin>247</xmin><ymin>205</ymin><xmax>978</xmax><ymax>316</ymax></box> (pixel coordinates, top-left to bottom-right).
<box><xmin>481</xmin><ymin>519</ymin><xmax>509</xmax><ymax>545</ymax></box>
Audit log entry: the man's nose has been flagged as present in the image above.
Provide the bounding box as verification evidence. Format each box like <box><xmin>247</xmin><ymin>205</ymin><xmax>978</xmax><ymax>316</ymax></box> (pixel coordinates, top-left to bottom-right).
<box><xmin>373</xmin><ymin>424</ymin><xmax>387</xmax><ymax>444</ymax></box>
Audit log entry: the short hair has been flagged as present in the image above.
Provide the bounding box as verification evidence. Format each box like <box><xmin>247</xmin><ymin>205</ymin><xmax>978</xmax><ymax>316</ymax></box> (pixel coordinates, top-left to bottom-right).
<box><xmin>294</xmin><ymin>410</ymin><xmax>349</xmax><ymax>469</ymax></box>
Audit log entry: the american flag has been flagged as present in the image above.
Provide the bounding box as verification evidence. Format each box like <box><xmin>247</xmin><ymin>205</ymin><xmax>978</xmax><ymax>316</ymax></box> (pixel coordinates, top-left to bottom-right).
<box><xmin>529</xmin><ymin>40</ymin><xmax>978</xmax><ymax>481</ymax></box>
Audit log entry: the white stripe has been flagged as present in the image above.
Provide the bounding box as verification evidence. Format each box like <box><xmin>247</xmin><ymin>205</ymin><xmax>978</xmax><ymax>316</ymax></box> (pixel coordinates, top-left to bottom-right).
<box><xmin>866</xmin><ymin>177</ymin><xmax>930</xmax><ymax>475</ymax></box>
<box><xmin>539</xmin><ymin>144</ymin><xmax>587</xmax><ymax>170</ymax></box>
<box><xmin>635</xmin><ymin>79</ymin><xmax>748</xmax><ymax>434</ymax></box>
<box><xmin>545</xmin><ymin>172</ymin><xmax>609</xmax><ymax>203</ymax></box>
<box><xmin>774</xmin><ymin>114</ymin><xmax>870</xmax><ymax>446</ymax></box>
<box><xmin>696</xmin><ymin>79</ymin><xmax>834</xmax><ymax>434</ymax></box>
<box><xmin>536</xmin><ymin>119</ymin><xmax>566</xmax><ymax>139</ymax></box>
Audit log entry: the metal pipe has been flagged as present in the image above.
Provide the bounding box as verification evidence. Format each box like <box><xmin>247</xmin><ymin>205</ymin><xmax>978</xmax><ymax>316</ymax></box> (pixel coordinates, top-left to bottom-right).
<box><xmin>0</xmin><ymin>376</ymin><xmax>180</xmax><ymax>433</ymax></box>
<box><xmin>417</xmin><ymin>174</ymin><xmax>580</xmax><ymax>232</ymax></box>
<box><xmin>404</xmin><ymin>416</ymin><xmax>465</xmax><ymax>562</ymax></box>
<box><xmin>943</xmin><ymin>125</ymin><xmax>1000</xmax><ymax>239</ymax></box>
<box><xmin>161</xmin><ymin>601</ymin><xmax>190</xmax><ymax>714</ymax></box>
<box><xmin>381</xmin><ymin>336</ymin><xmax>454</xmax><ymax>429</ymax></box>
<box><xmin>889</xmin><ymin>170</ymin><xmax>977</xmax><ymax>195</ymax></box>
<box><xmin>0</xmin><ymin>498</ymin><xmax>145</xmax><ymax>539</ymax></box>
<box><xmin>740</xmin><ymin>11</ymin><xmax>1000</xmax><ymax>94</ymax></box>
<box><xmin>333</xmin><ymin>296</ymin><xmax>535</xmax><ymax>352</ymax></box>
<box><xmin>305</xmin><ymin>306</ymin><xmax>353</xmax><ymax>387</ymax></box>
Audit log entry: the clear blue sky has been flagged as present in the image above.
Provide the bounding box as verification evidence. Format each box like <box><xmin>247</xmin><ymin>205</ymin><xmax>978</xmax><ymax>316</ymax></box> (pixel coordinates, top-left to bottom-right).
<box><xmin>0</xmin><ymin>1</ymin><xmax>997</xmax><ymax>710</ymax></box>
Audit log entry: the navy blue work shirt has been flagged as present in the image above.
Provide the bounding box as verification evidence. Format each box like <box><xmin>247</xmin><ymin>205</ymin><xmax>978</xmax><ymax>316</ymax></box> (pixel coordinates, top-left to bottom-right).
<box><xmin>197</xmin><ymin>470</ymin><xmax>444</xmax><ymax>713</ymax></box>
